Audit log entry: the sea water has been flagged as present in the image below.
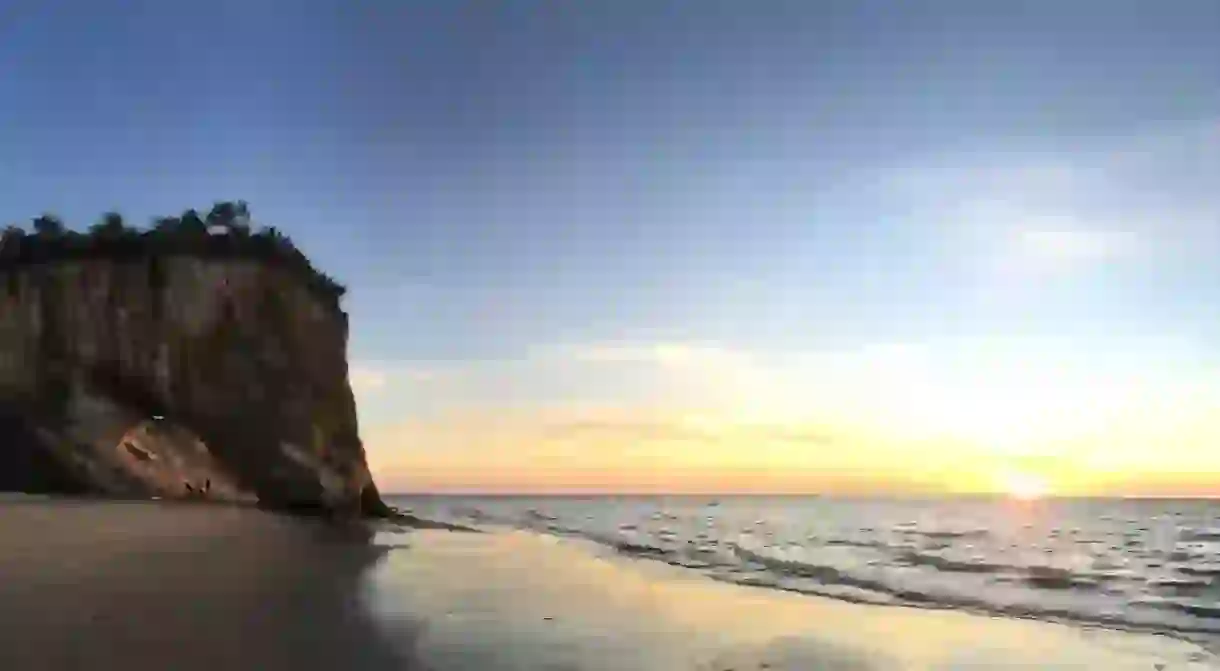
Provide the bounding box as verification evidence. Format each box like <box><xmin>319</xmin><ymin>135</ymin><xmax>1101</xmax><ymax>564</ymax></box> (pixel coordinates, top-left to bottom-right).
<box><xmin>384</xmin><ymin>494</ymin><xmax>1220</xmax><ymax>646</ymax></box>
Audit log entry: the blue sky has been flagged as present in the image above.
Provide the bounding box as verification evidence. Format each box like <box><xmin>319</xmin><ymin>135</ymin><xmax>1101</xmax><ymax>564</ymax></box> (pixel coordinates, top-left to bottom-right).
<box><xmin>4</xmin><ymin>1</ymin><xmax>1220</xmax><ymax>492</ymax></box>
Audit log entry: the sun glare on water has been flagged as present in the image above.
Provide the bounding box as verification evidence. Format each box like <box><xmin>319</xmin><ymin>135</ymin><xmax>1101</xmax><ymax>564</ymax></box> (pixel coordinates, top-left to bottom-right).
<box><xmin>1000</xmin><ymin>471</ymin><xmax>1048</xmax><ymax>500</ymax></box>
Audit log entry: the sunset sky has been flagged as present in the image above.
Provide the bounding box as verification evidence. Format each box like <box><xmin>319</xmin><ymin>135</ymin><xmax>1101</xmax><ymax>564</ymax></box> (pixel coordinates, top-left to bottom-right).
<box><xmin>5</xmin><ymin>2</ymin><xmax>1220</xmax><ymax>495</ymax></box>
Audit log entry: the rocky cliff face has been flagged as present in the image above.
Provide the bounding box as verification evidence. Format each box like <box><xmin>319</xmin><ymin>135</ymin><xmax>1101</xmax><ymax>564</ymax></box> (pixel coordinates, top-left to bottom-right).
<box><xmin>0</xmin><ymin>257</ymin><xmax>387</xmax><ymax>515</ymax></box>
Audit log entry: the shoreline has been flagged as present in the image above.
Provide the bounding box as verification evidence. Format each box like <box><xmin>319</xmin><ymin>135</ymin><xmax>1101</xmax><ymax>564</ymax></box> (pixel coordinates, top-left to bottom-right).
<box><xmin>4</xmin><ymin>497</ymin><xmax>1219</xmax><ymax>670</ymax></box>
<box><xmin>696</xmin><ymin>572</ymin><xmax>1220</xmax><ymax>660</ymax></box>
<box><xmin>387</xmin><ymin>515</ymin><xmax>1220</xmax><ymax>654</ymax></box>
<box><xmin>391</xmin><ymin>498</ymin><xmax>1220</xmax><ymax>652</ymax></box>
<box><xmin>367</xmin><ymin>527</ymin><xmax>1220</xmax><ymax>670</ymax></box>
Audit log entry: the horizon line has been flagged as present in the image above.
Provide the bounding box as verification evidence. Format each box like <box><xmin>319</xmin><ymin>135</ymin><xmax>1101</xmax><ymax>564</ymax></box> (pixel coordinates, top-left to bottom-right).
<box><xmin>382</xmin><ymin>491</ymin><xmax>1220</xmax><ymax>500</ymax></box>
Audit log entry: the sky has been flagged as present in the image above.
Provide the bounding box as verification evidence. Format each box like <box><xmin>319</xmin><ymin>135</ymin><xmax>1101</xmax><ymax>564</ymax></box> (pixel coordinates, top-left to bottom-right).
<box><xmin>3</xmin><ymin>1</ymin><xmax>1220</xmax><ymax>495</ymax></box>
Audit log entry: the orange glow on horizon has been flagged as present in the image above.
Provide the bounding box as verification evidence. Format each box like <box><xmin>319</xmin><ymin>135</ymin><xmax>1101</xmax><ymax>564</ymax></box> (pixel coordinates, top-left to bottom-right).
<box><xmin>370</xmin><ymin>451</ymin><xmax>1220</xmax><ymax>498</ymax></box>
<box><xmin>360</xmin><ymin>373</ymin><xmax>1220</xmax><ymax>498</ymax></box>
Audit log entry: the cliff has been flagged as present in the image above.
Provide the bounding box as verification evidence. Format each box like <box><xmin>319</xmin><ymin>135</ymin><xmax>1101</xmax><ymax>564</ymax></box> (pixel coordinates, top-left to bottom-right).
<box><xmin>0</xmin><ymin>246</ymin><xmax>388</xmax><ymax>516</ymax></box>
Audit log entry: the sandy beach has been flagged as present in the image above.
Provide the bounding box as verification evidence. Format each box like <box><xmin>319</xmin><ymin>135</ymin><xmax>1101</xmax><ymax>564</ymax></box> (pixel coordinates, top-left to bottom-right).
<box><xmin>4</xmin><ymin>499</ymin><xmax>1220</xmax><ymax>670</ymax></box>
<box><xmin>0</xmin><ymin>498</ymin><xmax>415</xmax><ymax>670</ymax></box>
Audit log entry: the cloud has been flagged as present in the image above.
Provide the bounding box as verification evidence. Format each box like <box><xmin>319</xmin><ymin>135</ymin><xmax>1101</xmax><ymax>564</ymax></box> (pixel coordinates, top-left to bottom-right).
<box><xmin>560</xmin><ymin>342</ymin><xmax>750</xmax><ymax>370</ymax></box>
<box><xmin>349</xmin><ymin>363</ymin><xmax>442</xmax><ymax>395</ymax></box>
<box><xmin>881</xmin><ymin>119</ymin><xmax>1220</xmax><ymax>264</ymax></box>
<box><xmin>535</xmin><ymin>410</ymin><xmax>837</xmax><ymax>447</ymax></box>
<box><xmin>349</xmin><ymin>366</ymin><xmax>389</xmax><ymax>393</ymax></box>
<box><xmin>358</xmin><ymin>334</ymin><xmax>1220</xmax><ymax>486</ymax></box>
<box><xmin>356</xmin><ymin>334</ymin><xmax>1220</xmax><ymax>495</ymax></box>
<box><xmin>530</xmin><ymin>337</ymin><xmax>1220</xmax><ymax>455</ymax></box>
<box><xmin>361</xmin><ymin>402</ymin><xmax>853</xmax><ymax>494</ymax></box>
<box><xmin>1018</xmin><ymin>229</ymin><xmax>1138</xmax><ymax>261</ymax></box>
<box><xmin>403</xmin><ymin>369</ymin><xmax>439</xmax><ymax>383</ymax></box>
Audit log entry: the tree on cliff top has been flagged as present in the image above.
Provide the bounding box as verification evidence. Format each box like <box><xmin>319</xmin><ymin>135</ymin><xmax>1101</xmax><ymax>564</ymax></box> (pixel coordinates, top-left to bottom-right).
<box><xmin>32</xmin><ymin>215</ymin><xmax>65</xmax><ymax>238</ymax></box>
<box><xmin>89</xmin><ymin>212</ymin><xmax>130</xmax><ymax>240</ymax></box>
<box><xmin>206</xmin><ymin>201</ymin><xmax>251</xmax><ymax>237</ymax></box>
<box><xmin>180</xmin><ymin>209</ymin><xmax>207</xmax><ymax>235</ymax></box>
<box><xmin>0</xmin><ymin>201</ymin><xmax>347</xmax><ymax>305</ymax></box>
<box><xmin>0</xmin><ymin>226</ymin><xmax>24</xmax><ymax>257</ymax></box>
<box><xmin>151</xmin><ymin>216</ymin><xmax>181</xmax><ymax>233</ymax></box>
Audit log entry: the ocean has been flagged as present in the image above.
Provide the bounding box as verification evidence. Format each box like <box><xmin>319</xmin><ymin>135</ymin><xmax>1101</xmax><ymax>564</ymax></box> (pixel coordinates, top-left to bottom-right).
<box><xmin>384</xmin><ymin>494</ymin><xmax>1220</xmax><ymax>646</ymax></box>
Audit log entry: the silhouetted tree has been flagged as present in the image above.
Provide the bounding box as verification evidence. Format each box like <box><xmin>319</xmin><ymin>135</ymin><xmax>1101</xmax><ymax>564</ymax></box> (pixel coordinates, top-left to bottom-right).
<box><xmin>208</xmin><ymin>200</ymin><xmax>252</xmax><ymax>238</ymax></box>
<box><xmin>180</xmin><ymin>209</ymin><xmax>207</xmax><ymax>235</ymax></box>
<box><xmin>90</xmin><ymin>212</ymin><xmax>127</xmax><ymax>239</ymax></box>
<box><xmin>151</xmin><ymin>216</ymin><xmax>181</xmax><ymax>234</ymax></box>
<box><xmin>206</xmin><ymin>202</ymin><xmax>237</xmax><ymax>228</ymax></box>
<box><xmin>32</xmin><ymin>215</ymin><xmax>65</xmax><ymax>238</ymax></box>
<box><xmin>0</xmin><ymin>226</ymin><xmax>25</xmax><ymax>258</ymax></box>
<box><xmin>0</xmin><ymin>201</ymin><xmax>347</xmax><ymax>307</ymax></box>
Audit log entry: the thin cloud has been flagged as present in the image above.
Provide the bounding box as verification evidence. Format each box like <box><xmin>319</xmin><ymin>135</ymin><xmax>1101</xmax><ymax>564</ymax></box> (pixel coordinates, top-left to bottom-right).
<box><xmin>883</xmin><ymin>119</ymin><xmax>1220</xmax><ymax>259</ymax></box>
<box><xmin>349</xmin><ymin>366</ymin><xmax>389</xmax><ymax>393</ymax></box>
<box><xmin>404</xmin><ymin>369</ymin><xmax>439</xmax><ymax>383</ymax></box>
<box><xmin>536</xmin><ymin>414</ymin><xmax>837</xmax><ymax>447</ymax></box>
<box><xmin>1018</xmin><ymin>229</ymin><xmax>1139</xmax><ymax>261</ymax></box>
<box><xmin>349</xmin><ymin>363</ymin><xmax>443</xmax><ymax>395</ymax></box>
<box><xmin>559</xmin><ymin>342</ymin><xmax>752</xmax><ymax>370</ymax></box>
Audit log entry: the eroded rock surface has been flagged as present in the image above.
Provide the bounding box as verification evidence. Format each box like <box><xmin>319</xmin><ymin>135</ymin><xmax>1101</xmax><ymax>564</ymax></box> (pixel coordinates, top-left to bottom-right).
<box><xmin>0</xmin><ymin>257</ymin><xmax>387</xmax><ymax>515</ymax></box>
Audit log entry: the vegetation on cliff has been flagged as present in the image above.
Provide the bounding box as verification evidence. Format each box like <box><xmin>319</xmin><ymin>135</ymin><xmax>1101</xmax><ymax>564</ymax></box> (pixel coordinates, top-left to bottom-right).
<box><xmin>0</xmin><ymin>201</ymin><xmax>346</xmax><ymax>305</ymax></box>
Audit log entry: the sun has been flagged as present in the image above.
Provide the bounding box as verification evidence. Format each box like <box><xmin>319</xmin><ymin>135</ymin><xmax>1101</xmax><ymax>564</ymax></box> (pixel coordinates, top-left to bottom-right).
<box><xmin>999</xmin><ymin>470</ymin><xmax>1048</xmax><ymax>500</ymax></box>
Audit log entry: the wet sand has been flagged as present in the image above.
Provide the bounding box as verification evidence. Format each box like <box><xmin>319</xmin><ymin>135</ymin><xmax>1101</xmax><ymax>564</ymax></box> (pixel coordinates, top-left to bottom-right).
<box><xmin>368</xmin><ymin>529</ymin><xmax>1220</xmax><ymax>671</ymax></box>
<box><xmin>0</xmin><ymin>498</ymin><xmax>416</xmax><ymax>670</ymax></box>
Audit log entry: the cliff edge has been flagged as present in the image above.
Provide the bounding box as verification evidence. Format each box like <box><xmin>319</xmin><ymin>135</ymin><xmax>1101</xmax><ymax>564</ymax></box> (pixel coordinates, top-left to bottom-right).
<box><xmin>0</xmin><ymin>204</ymin><xmax>389</xmax><ymax>516</ymax></box>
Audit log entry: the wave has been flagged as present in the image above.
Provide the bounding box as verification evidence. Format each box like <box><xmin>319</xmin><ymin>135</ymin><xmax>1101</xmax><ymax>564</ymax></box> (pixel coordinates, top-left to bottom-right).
<box><xmin>552</xmin><ymin>526</ymin><xmax>1220</xmax><ymax>644</ymax></box>
<box><xmin>385</xmin><ymin>497</ymin><xmax>1220</xmax><ymax>648</ymax></box>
